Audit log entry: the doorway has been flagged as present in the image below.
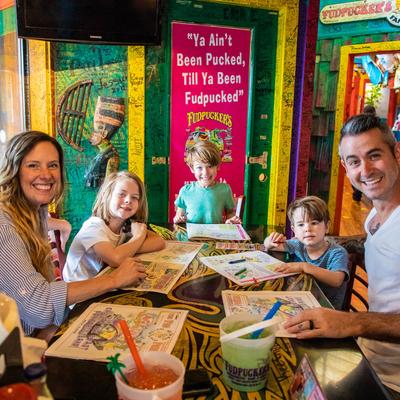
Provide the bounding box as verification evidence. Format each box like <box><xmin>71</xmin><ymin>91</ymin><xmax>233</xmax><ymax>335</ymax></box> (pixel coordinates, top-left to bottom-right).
<box><xmin>166</xmin><ymin>4</ymin><xmax>279</xmax><ymax>225</ymax></box>
<box><xmin>327</xmin><ymin>42</ymin><xmax>400</xmax><ymax>235</ymax></box>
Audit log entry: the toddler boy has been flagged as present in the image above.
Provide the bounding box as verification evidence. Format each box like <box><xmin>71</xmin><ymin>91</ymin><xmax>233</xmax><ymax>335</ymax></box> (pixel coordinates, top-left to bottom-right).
<box><xmin>264</xmin><ymin>196</ymin><xmax>349</xmax><ymax>309</ymax></box>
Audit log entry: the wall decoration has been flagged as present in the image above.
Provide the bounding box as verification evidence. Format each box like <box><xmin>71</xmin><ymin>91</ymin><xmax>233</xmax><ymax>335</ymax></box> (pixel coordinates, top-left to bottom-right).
<box><xmin>85</xmin><ymin>96</ymin><xmax>125</xmax><ymax>187</ymax></box>
<box><xmin>52</xmin><ymin>43</ymin><xmax>128</xmax><ymax>237</ymax></box>
<box><xmin>169</xmin><ymin>21</ymin><xmax>251</xmax><ymax>220</ymax></box>
<box><xmin>56</xmin><ymin>80</ymin><xmax>93</xmax><ymax>151</ymax></box>
<box><xmin>184</xmin><ymin>126</ymin><xmax>232</xmax><ymax>162</ymax></box>
<box><xmin>318</xmin><ymin>0</ymin><xmax>400</xmax><ymax>38</ymax></box>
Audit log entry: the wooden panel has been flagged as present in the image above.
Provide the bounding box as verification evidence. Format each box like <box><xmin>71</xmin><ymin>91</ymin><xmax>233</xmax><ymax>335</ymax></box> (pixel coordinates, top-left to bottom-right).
<box><xmin>326</xmin><ymin>74</ymin><xmax>338</xmax><ymax>112</ymax></box>
<box><xmin>311</xmin><ymin>113</ymin><xmax>328</xmax><ymax>137</ymax></box>
<box><xmin>28</xmin><ymin>41</ymin><xmax>54</xmax><ymax>135</ymax></box>
<box><xmin>127</xmin><ymin>46</ymin><xmax>145</xmax><ymax>180</ymax></box>
<box><xmin>330</xmin><ymin>38</ymin><xmax>342</xmax><ymax>72</ymax></box>
<box><xmin>0</xmin><ymin>31</ymin><xmax>24</xmax><ymax>136</ymax></box>
<box><xmin>145</xmin><ymin>45</ymin><xmax>171</xmax><ymax>223</ymax></box>
<box><xmin>314</xmin><ymin>61</ymin><xmax>329</xmax><ymax>109</ymax></box>
<box><xmin>294</xmin><ymin>0</ymin><xmax>320</xmax><ymax>199</ymax></box>
<box><xmin>320</xmin><ymin>39</ymin><xmax>333</xmax><ymax>62</ymax></box>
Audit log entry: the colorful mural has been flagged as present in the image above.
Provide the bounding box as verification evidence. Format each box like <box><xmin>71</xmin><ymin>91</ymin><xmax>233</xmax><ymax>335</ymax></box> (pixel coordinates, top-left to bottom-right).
<box><xmin>53</xmin><ymin>44</ymin><xmax>129</xmax><ymax>236</ymax></box>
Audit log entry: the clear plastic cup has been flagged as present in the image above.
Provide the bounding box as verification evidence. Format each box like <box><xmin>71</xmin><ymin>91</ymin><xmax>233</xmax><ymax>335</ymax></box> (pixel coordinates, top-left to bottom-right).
<box><xmin>220</xmin><ymin>312</ymin><xmax>276</xmax><ymax>392</ymax></box>
<box><xmin>115</xmin><ymin>351</ymin><xmax>185</xmax><ymax>400</ymax></box>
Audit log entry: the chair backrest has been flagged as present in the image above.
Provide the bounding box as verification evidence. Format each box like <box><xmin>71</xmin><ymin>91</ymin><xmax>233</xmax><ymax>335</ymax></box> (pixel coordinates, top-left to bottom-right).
<box><xmin>48</xmin><ymin>229</ymin><xmax>66</xmax><ymax>280</ymax></box>
<box><xmin>329</xmin><ymin>235</ymin><xmax>368</xmax><ymax>311</ymax></box>
<box><xmin>234</xmin><ymin>195</ymin><xmax>245</xmax><ymax>219</ymax></box>
<box><xmin>48</xmin><ymin>212</ymin><xmax>67</xmax><ymax>280</ymax></box>
<box><xmin>342</xmin><ymin>250</ymin><xmax>369</xmax><ymax>312</ymax></box>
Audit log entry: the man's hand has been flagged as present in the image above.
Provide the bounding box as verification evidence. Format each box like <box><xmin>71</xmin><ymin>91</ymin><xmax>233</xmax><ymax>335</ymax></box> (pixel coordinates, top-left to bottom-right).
<box><xmin>284</xmin><ymin>308</ymin><xmax>355</xmax><ymax>339</ymax></box>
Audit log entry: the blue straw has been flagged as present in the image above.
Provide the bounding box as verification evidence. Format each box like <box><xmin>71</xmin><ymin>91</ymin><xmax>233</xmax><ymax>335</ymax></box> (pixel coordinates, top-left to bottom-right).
<box><xmin>251</xmin><ymin>301</ymin><xmax>282</xmax><ymax>339</ymax></box>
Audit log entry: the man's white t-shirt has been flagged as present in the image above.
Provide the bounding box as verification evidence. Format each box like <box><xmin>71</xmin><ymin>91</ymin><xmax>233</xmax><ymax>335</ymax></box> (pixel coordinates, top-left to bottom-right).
<box><xmin>358</xmin><ymin>206</ymin><xmax>400</xmax><ymax>392</ymax></box>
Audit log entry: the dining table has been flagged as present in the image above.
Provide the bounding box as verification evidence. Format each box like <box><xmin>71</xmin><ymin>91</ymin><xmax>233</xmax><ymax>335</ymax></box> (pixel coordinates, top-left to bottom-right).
<box><xmin>45</xmin><ymin>224</ymin><xmax>391</xmax><ymax>400</ymax></box>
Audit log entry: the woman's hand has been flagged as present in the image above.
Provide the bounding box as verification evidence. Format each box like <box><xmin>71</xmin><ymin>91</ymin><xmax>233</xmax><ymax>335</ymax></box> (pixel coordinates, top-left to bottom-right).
<box><xmin>109</xmin><ymin>258</ymin><xmax>147</xmax><ymax>288</ymax></box>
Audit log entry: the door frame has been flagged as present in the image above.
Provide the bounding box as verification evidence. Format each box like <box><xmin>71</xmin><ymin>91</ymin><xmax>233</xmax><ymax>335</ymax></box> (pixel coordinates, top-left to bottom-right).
<box><xmin>157</xmin><ymin>0</ymin><xmax>299</xmax><ymax>227</ymax></box>
<box><xmin>328</xmin><ymin>40</ymin><xmax>400</xmax><ymax>233</ymax></box>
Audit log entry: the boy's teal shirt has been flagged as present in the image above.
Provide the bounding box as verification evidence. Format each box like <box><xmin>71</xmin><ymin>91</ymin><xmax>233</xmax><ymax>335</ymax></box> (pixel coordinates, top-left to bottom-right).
<box><xmin>175</xmin><ymin>182</ymin><xmax>235</xmax><ymax>223</ymax></box>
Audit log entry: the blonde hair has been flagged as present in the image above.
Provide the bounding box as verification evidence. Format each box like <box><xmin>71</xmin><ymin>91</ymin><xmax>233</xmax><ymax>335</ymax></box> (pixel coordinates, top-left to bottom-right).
<box><xmin>186</xmin><ymin>140</ymin><xmax>221</xmax><ymax>168</ymax></box>
<box><xmin>287</xmin><ymin>196</ymin><xmax>330</xmax><ymax>226</ymax></box>
<box><xmin>92</xmin><ymin>171</ymin><xmax>148</xmax><ymax>224</ymax></box>
<box><xmin>0</xmin><ymin>131</ymin><xmax>65</xmax><ymax>282</ymax></box>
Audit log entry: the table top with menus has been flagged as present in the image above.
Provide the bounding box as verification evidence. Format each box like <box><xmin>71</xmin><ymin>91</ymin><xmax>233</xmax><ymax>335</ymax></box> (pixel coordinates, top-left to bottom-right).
<box><xmin>45</xmin><ymin>225</ymin><xmax>390</xmax><ymax>400</ymax></box>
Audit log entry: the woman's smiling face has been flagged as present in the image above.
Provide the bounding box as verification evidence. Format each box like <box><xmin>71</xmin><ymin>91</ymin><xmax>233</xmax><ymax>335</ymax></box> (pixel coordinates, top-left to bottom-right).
<box><xmin>18</xmin><ymin>141</ymin><xmax>61</xmax><ymax>209</ymax></box>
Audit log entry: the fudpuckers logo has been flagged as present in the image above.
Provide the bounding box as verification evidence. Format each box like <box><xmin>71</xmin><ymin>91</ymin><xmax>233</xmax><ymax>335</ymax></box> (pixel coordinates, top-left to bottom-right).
<box><xmin>185</xmin><ymin>111</ymin><xmax>233</xmax><ymax>162</ymax></box>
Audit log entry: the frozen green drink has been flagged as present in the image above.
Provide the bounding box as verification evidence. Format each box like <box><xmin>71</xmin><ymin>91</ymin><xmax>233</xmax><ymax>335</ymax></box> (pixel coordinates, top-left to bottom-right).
<box><xmin>219</xmin><ymin>312</ymin><xmax>276</xmax><ymax>392</ymax></box>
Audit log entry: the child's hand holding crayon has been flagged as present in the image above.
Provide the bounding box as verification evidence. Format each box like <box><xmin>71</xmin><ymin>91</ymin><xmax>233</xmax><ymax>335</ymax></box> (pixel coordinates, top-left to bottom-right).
<box><xmin>264</xmin><ymin>232</ymin><xmax>286</xmax><ymax>251</ymax></box>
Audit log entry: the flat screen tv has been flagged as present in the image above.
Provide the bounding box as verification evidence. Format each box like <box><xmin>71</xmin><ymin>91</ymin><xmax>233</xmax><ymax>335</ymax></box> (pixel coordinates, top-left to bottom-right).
<box><xmin>16</xmin><ymin>0</ymin><xmax>162</xmax><ymax>45</ymax></box>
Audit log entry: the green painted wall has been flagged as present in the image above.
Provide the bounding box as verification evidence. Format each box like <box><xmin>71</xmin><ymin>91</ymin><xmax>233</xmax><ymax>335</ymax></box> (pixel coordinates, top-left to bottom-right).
<box><xmin>0</xmin><ymin>6</ymin><xmax>15</xmax><ymax>36</ymax></box>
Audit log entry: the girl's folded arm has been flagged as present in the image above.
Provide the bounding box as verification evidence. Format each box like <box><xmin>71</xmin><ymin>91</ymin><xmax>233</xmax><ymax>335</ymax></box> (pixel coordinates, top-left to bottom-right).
<box><xmin>137</xmin><ymin>230</ymin><xmax>165</xmax><ymax>254</ymax></box>
<box><xmin>92</xmin><ymin>235</ymin><xmax>146</xmax><ymax>267</ymax></box>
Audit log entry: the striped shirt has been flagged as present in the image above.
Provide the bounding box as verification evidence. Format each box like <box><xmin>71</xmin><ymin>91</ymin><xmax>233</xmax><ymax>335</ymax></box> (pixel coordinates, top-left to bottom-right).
<box><xmin>0</xmin><ymin>209</ymin><xmax>68</xmax><ymax>335</ymax></box>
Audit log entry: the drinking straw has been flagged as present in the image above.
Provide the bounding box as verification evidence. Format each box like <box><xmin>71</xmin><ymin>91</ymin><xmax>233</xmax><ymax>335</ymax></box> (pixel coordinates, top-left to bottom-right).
<box><xmin>119</xmin><ymin>319</ymin><xmax>146</xmax><ymax>376</ymax></box>
<box><xmin>251</xmin><ymin>300</ymin><xmax>282</xmax><ymax>339</ymax></box>
<box><xmin>220</xmin><ymin>317</ymin><xmax>281</xmax><ymax>343</ymax></box>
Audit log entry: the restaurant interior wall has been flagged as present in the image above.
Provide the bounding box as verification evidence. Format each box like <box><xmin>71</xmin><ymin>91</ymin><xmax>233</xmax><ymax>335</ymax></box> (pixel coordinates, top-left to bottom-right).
<box><xmin>0</xmin><ymin>0</ymin><xmax>302</xmax><ymax>241</ymax></box>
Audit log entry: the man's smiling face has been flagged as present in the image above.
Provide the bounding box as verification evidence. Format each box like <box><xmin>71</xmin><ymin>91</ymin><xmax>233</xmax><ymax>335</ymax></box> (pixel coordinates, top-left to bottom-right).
<box><xmin>340</xmin><ymin>128</ymin><xmax>400</xmax><ymax>202</ymax></box>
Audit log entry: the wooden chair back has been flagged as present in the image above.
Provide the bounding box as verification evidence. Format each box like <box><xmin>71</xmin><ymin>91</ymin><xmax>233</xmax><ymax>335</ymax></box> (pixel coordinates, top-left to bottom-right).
<box><xmin>234</xmin><ymin>195</ymin><xmax>245</xmax><ymax>219</ymax></box>
<box><xmin>339</xmin><ymin>238</ymin><xmax>368</xmax><ymax>312</ymax></box>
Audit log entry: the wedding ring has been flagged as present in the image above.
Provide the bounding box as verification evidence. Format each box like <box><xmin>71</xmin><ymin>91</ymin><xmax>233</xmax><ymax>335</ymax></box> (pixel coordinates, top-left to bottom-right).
<box><xmin>309</xmin><ymin>320</ymin><xmax>314</xmax><ymax>330</ymax></box>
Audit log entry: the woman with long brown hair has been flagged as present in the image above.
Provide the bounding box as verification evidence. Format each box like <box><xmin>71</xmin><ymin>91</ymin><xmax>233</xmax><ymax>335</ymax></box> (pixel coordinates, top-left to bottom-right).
<box><xmin>0</xmin><ymin>131</ymin><xmax>146</xmax><ymax>335</ymax></box>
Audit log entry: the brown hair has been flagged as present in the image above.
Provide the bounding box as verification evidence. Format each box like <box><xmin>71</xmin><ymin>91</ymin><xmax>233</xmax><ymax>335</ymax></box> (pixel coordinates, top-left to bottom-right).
<box><xmin>92</xmin><ymin>170</ymin><xmax>148</xmax><ymax>224</ymax></box>
<box><xmin>186</xmin><ymin>140</ymin><xmax>221</xmax><ymax>168</ymax></box>
<box><xmin>339</xmin><ymin>113</ymin><xmax>396</xmax><ymax>158</ymax></box>
<box><xmin>0</xmin><ymin>131</ymin><xmax>65</xmax><ymax>281</ymax></box>
<box><xmin>287</xmin><ymin>196</ymin><xmax>330</xmax><ymax>226</ymax></box>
